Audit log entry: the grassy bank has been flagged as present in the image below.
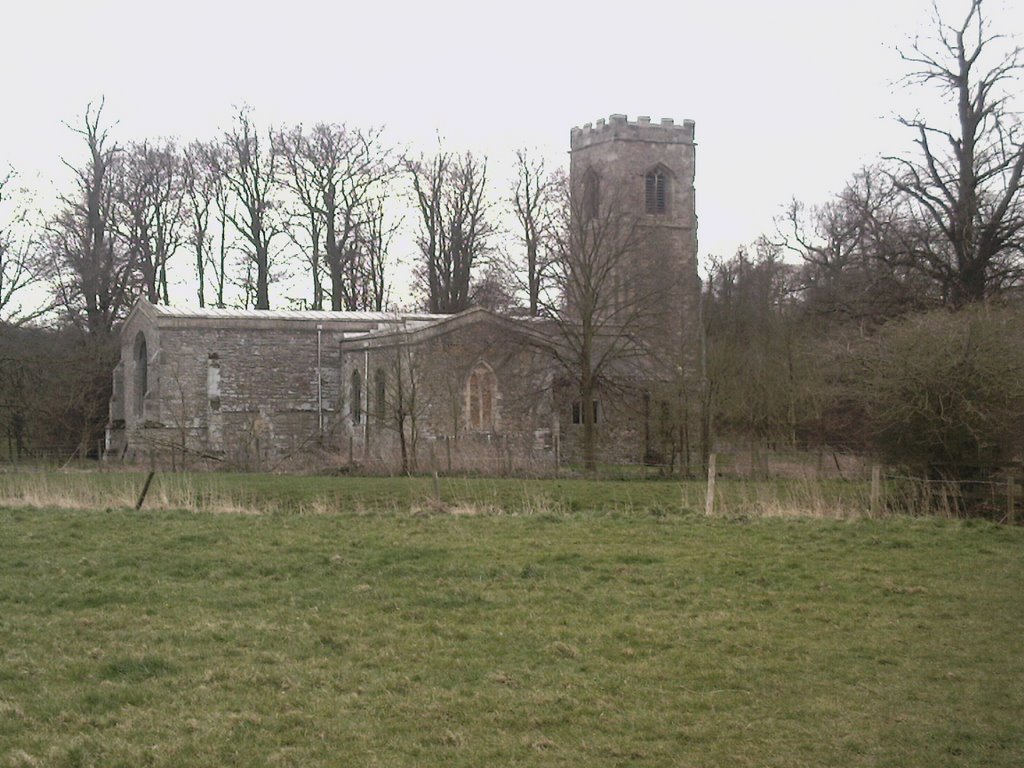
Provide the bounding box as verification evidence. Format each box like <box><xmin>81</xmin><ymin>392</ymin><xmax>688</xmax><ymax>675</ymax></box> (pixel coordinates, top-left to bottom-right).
<box><xmin>1</xmin><ymin>507</ymin><xmax>1021</xmax><ymax>766</ymax></box>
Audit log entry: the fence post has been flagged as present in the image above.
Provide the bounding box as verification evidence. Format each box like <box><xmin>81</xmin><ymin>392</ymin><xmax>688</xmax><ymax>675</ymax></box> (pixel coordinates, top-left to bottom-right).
<box><xmin>705</xmin><ymin>453</ymin><xmax>717</xmax><ymax>516</ymax></box>
<box><xmin>446</xmin><ymin>437</ymin><xmax>452</xmax><ymax>474</ymax></box>
<box><xmin>136</xmin><ymin>469</ymin><xmax>156</xmax><ymax>510</ymax></box>
<box><xmin>870</xmin><ymin>464</ymin><xmax>882</xmax><ymax>517</ymax></box>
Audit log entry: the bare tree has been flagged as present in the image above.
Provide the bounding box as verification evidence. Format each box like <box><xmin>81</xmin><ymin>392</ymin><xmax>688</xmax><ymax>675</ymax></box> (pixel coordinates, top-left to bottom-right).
<box><xmin>776</xmin><ymin>169</ymin><xmax>936</xmax><ymax>326</ymax></box>
<box><xmin>0</xmin><ymin>170</ymin><xmax>49</xmax><ymax>325</ymax></box>
<box><xmin>703</xmin><ymin>244</ymin><xmax>810</xmax><ymax>472</ymax></box>
<box><xmin>181</xmin><ymin>140</ymin><xmax>231</xmax><ymax>308</ymax></box>
<box><xmin>357</xmin><ymin>196</ymin><xmax>398</xmax><ymax>312</ymax></box>
<box><xmin>275</xmin><ymin>125</ymin><xmax>327</xmax><ymax>309</ymax></box>
<box><xmin>409</xmin><ymin>149</ymin><xmax>494</xmax><ymax>314</ymax></box>
<box><xmin>509</xmin><ymin>149</ymin><xmax>558</xmax><ymax>316</ymax></box>
<box><xmin>385</xmin><ymin>330</ymin><xmax>424</xmax><ymax>474</ymax></box>
<box><xmin>217</xmin><ymin>107</ymin><xmax>281</xmax><ymax>310</ymax></box>
<box><xmin>115</xmin><ymin>140</ymin><xmax>185</xmax><ymax>304</ymax></box>
<box><xmin>47</xmin><ymin>101</ymin><xmax>133</xmax><ymax>337</ymax></box>
<box><xmin>887</xmin><ymin>0</ymin><xmax>1024</xmax><ymax>305</ymax></box>
<box><xmin>545</xmin><ymin>174</ymin><xmax>649</xmax><ymax>472</ymax></box>
<box><xmin>276</xmin><ymin>123</ymin><xmax>398</xmax><ymax>311</ymax></box>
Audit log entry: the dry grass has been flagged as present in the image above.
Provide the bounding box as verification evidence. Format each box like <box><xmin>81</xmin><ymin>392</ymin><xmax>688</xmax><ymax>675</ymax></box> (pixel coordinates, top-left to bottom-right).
<box><xmin>0</xmin><ymin>471</ymin><xmax>264</xmax><ymax>515</ymax></box>
<box><xmin>0</xmin><ymin>467</ymin><xmax>962</xmax><ymax>522</ymax></box>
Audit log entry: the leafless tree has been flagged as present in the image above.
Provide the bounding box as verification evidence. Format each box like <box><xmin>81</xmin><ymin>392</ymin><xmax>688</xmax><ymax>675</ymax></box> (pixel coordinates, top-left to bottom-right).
<box><xmin>509</xmin><ymin>149</ymin><xmax>558</xmax><ymax>315</ymax></box>
<box><xmin>181</xmin><ymin>140</ymin><xmax>232</xmax><ymax>308</ymax></box>
<box><xmin>409</xmin><ymin>149</ymin><xmax>494</xmax><ymax>313</ymax></box>
<box><xmin>471</xmin><ymin>264</ymin><xmax>517</xmax><ymax>313</ymax></box>
<box><xmin>545</xmin><ymin>174</ymin><xmax>649</xmax><ymax>472</ymax></box>
<box><xmin>386</xmin><ymin>331</ymin><xmax>423</xmax><ymax>474</ymax></box>
<box><xmin>0</xmin><ymin>170</ymin><xmax>49</xmax><ymax>325</ymax></box>
<box><xmin>47</xmin><ymin>100</ymin><xmax>133</xmax><ymax>337</ymax></box>
<box><xmin>887</xmin><ymin>0</ymin><xmax>1024</xmax><ymax>305</ymax></box>
<box><xmin>703</xmin><ymin>243</ymin><xmax>810</xmax><ymax>472</ymax></box>
<box><xmin>216</xmin><ymin>107</ymin><xmax>281</xmax><ymax>310</ymax></box>
<box><xmin>275</xmin><ymin>125</ymin><xmax>327</xmax><ymax>309</ymax></box>
<box><xmin>276</xmin><ymin>123</ymin><xmax>398</xmax><ymax>311</ymax></box>
<box><xmin>356</xmin><ymin>196</ymin><xmax>398</xmax><ymax>312</ymax></box>
<box><xmin>776</xmin><ymin>169</ymin><xmax>936</xmax><ymax>325</ymax></box>
<box><xmin>115</xmin><ymin>140</ymin><xmax>185</xmax><ymax>304</ymax></box>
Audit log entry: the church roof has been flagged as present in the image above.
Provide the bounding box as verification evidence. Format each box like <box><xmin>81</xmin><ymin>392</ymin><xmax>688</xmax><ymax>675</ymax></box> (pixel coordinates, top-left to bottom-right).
<box><xmin>146</xmin><ymin>303</ymin><xmax>444</xmax><ymax>323</ymax></box>
<box><xmin>121</xmin><ymin>297</ymin><xmax>448</xmax><ymax>334</ymax></box>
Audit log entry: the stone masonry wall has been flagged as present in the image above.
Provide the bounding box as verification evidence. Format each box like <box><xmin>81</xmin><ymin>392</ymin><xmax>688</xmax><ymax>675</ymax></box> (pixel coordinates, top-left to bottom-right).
<box><xmin>341</xmin><ymin>316</ymin><xmax>558</xmax><ymax>473</ymax></box>
<box><xmin>569</xmin><ymin>114</ymin><xmax>700</xmax><ymax>373</ymax></box>
<box><xmin>112</xmin><ymin>307</ymin><xmax>402</xmax><ymax>468</ymax></box>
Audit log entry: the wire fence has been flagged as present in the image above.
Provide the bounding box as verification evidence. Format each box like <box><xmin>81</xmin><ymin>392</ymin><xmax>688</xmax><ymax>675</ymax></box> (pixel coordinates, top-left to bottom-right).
<box><xmin>3</xmin><ymin>438</ymin><xmax>1020</xmax><ymax>522</ymax></box>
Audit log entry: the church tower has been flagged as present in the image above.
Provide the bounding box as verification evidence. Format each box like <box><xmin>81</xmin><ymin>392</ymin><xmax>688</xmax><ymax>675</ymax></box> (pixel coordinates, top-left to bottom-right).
<box><xmin>569</xmin><ymin>114</ymin><xmax>699</xmax><ymax>369</ymax></box>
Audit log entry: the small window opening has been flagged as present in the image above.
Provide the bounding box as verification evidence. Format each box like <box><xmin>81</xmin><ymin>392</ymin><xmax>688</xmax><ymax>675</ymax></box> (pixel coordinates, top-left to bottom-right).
<box><xmin>645</xmin><ymin>170</ymin><xmax>667</xmax><ymax>214</ymax></box>
<box><xmin>572</xmin><ymin>400</ymin><xmax>601</xmax><ymax>425</ymax></box>
<box><xmin>351</xmin><ymin>369</ymin><xmax>362</xmax><ymax>425</ymax></box>
<box><xmin>134</xmin><ymin>332</ymin><xmax>148</xmax><ymax>417</ymax></box>
<box><xmin>583</xmin><ymin>169</ymin><xmax>600</xmax><ymax>221</ymax></box>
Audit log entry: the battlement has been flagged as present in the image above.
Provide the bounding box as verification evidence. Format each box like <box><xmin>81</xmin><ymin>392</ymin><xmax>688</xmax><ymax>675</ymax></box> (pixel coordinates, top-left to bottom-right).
<box><xmin>570</xmin><ymin>114</ymin><xmax>695</xmax><ymax>150</ymax></box>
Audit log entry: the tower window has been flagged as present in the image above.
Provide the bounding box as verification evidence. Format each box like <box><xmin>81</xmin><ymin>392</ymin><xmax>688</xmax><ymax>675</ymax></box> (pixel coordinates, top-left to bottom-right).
<box><xmin>645</xmin><ymin>170</ymin><xmax>667</xmax><ymax>214</ymax></box>
<box><xmin>582</xmin><ymin>168</ymin><xmax>600</xmax><ymax>221</ymax></box>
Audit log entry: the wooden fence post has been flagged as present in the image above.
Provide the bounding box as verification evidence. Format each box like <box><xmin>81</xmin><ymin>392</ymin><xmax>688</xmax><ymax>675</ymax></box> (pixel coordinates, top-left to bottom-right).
<box><xmin>136</xmin><ymin>470</ymin><xmax>156</xmax><ymax>511</ymax></box>
<box><xmin>870</xmin><ymin>464</ymin><xmax>882</xmax><ymax>517</ymax></box>
<box><xmin>705</xmin><ymin>453</ymin><xmax>717</xmax><ymax>517</ymax></box>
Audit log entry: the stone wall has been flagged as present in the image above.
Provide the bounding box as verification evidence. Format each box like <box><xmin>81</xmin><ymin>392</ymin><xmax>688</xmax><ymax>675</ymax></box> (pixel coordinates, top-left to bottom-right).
<box><xmin>107</xmin><ymin>302</ymin><xmax>439</xmax><ymax>469</ymax></box>
<box><xmin>340</xmin><ymin>312</ymin><xmax>560</xmax><ymax>473</ymax></box>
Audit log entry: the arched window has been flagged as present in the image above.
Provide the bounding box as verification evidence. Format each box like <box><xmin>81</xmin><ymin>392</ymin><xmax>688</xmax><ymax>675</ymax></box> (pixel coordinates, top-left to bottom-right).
<box><xmin>351</xmin><ymin>369</ymin><xmax>362</xmax><ymax>425</ymax></box>
<box><xmin>375</xmin><ymin>368</ymin><xmax>386</xmax><ymax>423</ymax></box>
<box><xmin>466</xmin><ymin>362</ymin><xmax>497</xmax><ymax>431</ymax></box>
<box><xmin>134</xmin><ymin>332</ymin><xmax>148</xmax><ymax>417</ymax></box>
<box><xmin>645</xmin><ymin>169</ymin><xmax>668</xmax><ymax>214</ymax></box>
<box><xmin>582</xmin><ymin>168</ymin><xmax>600</xmax><ymax>221</ymax></box>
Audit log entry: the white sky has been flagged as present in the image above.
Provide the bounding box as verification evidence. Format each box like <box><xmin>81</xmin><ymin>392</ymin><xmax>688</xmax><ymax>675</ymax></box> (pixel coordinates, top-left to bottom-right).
<box><xmin>3</xmin><ymin>0</ymin><xmax>1022</xmax><ymax>306</ymax></box>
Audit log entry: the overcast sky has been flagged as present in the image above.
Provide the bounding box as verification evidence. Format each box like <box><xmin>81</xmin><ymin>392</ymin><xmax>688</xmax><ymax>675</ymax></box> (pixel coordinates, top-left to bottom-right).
<box><xmin>3</xmin><ymin>0</ymin><xmax>1022</xmax><ymax>302</ymax></box>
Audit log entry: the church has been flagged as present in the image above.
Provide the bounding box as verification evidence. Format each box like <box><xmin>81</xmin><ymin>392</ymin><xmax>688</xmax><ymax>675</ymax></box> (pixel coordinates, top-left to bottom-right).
<box><xmin>105</xmin><ymin>115</ymin><xmax>699</xmax><ymax>472</ymax></box>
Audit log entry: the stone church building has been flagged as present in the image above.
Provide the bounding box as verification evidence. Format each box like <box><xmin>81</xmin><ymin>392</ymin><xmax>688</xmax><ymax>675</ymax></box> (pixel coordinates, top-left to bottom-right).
<box><xmin>106</xmin><ymin>114</ymin><xmax>699</xmax><ymax>471</ymax></box>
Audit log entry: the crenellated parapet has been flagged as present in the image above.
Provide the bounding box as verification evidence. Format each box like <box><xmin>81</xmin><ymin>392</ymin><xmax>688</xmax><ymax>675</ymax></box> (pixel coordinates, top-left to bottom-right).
<box><xmin>570</xmin><ymin>114</ymin><xmax>695</xmax><ymax>150</ymax></box>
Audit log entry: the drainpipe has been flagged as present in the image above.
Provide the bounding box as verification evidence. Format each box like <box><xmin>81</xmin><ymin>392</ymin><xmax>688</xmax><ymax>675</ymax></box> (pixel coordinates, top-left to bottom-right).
<box><xmin>316</xmin><ymin>324</ymin><xmax>324</xmax><ymax>434</ymax></box>
<box><xmin>363</xmin><ymin>347</ymin><xmax>370</xmax><ymax>446</ymax></box>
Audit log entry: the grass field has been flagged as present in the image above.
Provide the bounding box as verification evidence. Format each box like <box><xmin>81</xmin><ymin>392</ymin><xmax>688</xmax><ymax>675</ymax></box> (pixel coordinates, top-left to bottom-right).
<box><xmin>0</xmin><ymin>474</ymin><xmax>1022</xmax><ymax>766</ymax></box>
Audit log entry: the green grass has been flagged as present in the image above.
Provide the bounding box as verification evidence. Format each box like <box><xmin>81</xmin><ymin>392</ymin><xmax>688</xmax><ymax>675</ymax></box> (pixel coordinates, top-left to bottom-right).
<box><xmin>0</xmin><ymin>503</ymin><xmax>1021</xmax><ymax>766</ymax></box>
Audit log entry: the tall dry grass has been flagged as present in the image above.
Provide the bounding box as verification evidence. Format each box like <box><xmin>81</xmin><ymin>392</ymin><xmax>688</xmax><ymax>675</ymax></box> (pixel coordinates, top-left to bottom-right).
<box><xmin>0</xmin><ymin>471</ymin><xmax>262</xmax><ymax>515</ymax></box>
<box><xmin>0</xmin><ymin>468</ymin><xmax>888</xmax><ymax>520</ymax></box>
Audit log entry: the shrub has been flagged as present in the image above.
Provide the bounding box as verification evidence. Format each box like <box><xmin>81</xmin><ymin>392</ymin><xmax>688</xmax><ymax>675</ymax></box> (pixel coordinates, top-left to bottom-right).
<box><xmin>859</xmin><ymin>306</ymin><xmax>1024</xmax><ymax>505</ymax></box>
